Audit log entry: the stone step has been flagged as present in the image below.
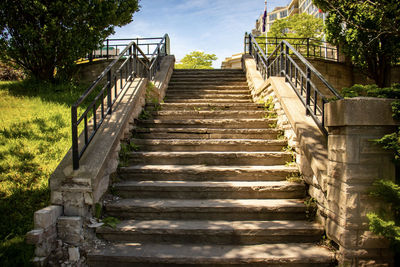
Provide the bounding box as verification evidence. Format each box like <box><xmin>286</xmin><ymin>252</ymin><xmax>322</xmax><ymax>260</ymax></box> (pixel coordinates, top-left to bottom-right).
<box><xmin>104</xmin><ymin>198</ymin><xmax>308</xmax><ymax>220</ymax></box>
<box><xmin>165</xmin><ymin>94</ymin><xmax>251</xmax><ymax>100</ymax></box>
<box><xmin>173</xmin><ymin>69</ymin><xmax>244</xmax><ymax>74</ymax></box>
<box><xmin>168</xmin><ymin>84</ymin><xmax>248</xmax><ymax>90</ymax></box>
<box><xmin>169</xmin><ymin>81</ymin><xmax>248</xmax><ymax>86</ymax></box>
<box><xmin>125</xmin><ymin>151</ymin><xmax>292</xmax><ymax>166</ymax></box>
<box><xmin>166</xmin><ymin>89</ymin><xmax>251</xmax><ymax>95</ymax></box>
<box><xmin>96</xmin><ymin>219</ymin><xmax>322</xmax><ymax>244</ymax></box>
<box><xmin>118</xmin><ymin>165</ymin><xmax>298</xmax><ymax>181</ymax></box>
<box><xmin>136</xmin><ymin>118</ymin><xmax>277</xmax><ymax>129</ymax></box>
<box><xmin>113</xmin><ymin>181</ymin><xmax>305</xmax><ymax>199</ymax></box>
<box><xmin>129</xmin><ymin>139</ymin><xmax>287</xmax><ymax>152</ymax></box>
<box><xmin>147</xmin><ymin>110</ymin><xmax>270</xmax><ymax>119</ymax></box>
<box><xmin>88</xmin><ymin>242</ymin><xmax>335</xmax><ymax>267</ymax></box>
<box><xmin>133</xmin><ymin>127</ymin><xmax>281</xmax><ymax>139</ymax></box>
<box><xmin>169</xmin><ymin>77</ymin><xmax>246</xmax><ymax>82</ymax></box>
<box><xmin>146</xmin><ymin>103</ymin><xmax>265</xmax><ymax>111</ymax></box>
<box><xmin>164</xmin><ymin>98</ymin><xmax>253</xmax><ymax>103</ymax></box>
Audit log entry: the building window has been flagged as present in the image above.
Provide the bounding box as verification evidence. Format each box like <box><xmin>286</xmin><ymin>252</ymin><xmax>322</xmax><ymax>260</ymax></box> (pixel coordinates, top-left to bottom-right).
<box><xmin>280</xmin><ymin>10</ymin><xmax>288</xmax><ymax>18</ymax></box>
<box><xmin>269</xmin><ymin>13</ymin><xmax>277</xmax><ymax>21</ymax></box>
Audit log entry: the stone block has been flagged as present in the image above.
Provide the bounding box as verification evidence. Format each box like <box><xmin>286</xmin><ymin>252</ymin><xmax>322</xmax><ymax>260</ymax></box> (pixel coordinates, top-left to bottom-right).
<box><xmin>68</xmin><ymin>247</ymin><xmax>80</xmax><ymax>262</ymax></box>
<box><xmin>32</xmin><ymin>256</ymin><xmax>48</xmax><ymax>267</ymax></box>
<box><xmin>34</xmin><ymin>205</ymin><xmax>63</xmax><ymax>229</ymax></box>
<box><xmin>57</xmin><ymin>216</ymin><xmax>83</xmax><ymax>245</ymax></box>
<box><xmin>26</xmin><ymin>229</ymin><xmax>44</xmax><ymax>245</ymax></box>
<box><xmin>328</xmin><ymin>135</ymin><xmax>360</xmax><ymax>164</ymax></box>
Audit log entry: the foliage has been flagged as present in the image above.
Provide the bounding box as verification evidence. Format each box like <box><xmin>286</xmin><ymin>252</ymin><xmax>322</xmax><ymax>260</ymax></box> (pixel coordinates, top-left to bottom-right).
<box><xmin>341</xmin><ymin>83</ymin><xmax>400</xmax><ymax>99</ymax></box>
<box><xmin>313</xmin><ymin>0</ymin><xmax>400</xmax><ymax>87</ymax></box>
<box><xmin>367</xmin><ymin>180</ymin><xmax>400</xmax><ymax>253</ymax></box>
<box><xmin>175</xmin><ymin>51</ymin><xmax>217</xmax><ymax>69</ymax></box>
<box><xmin>255</xmin><ymin>13</ymin><xmax>323</xmax><ymax>55</ymax></box>
<box><xmin>0</xmin><ymin>0</ymin><xmax>140</xmax><ymax>82</ymax></box>
<box><xmin>102</xmin><ymin>217</ymin><xmax>120</xmax><ymax>229</ymax></box>
<box><xmin>269</xmin><ymin>13</ymin><xmax>324</xmax><ymax>40</ymax></box>
<box><xmin>0</xmin><ymin>80</ymin><xmax>89</xmax><ymax>265</ymax></box>
<box><xmin>0</xmin><ymin>61</ymin><xmax>25</xmax><ymax>81</ymax></box>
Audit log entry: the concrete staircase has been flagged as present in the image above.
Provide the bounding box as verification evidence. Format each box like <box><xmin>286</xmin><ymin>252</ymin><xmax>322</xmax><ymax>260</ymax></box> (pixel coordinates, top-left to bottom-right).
<box><xmin>88</xmin><ymin>69</ymin><xmax>336</xmax><ymax>266</ymax></box>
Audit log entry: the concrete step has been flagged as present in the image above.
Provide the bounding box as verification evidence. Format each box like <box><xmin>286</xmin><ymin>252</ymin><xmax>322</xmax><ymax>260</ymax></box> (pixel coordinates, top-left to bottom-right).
<box><xmin>169</xmin><ymin>77</ymin><xmax>246</xmax><ymax>82</ymax></box>
<box><xmin>96</xmin><ymin>219</ymin><xmax>323</xmax><ymax>244</ymax></box>
<box><xmin>173</xmin><ymin>69</ymin><xmax>244</xmax><ymax>74</ymax></box>
<box><xmin>146</xmin><ymin>103</ymin><xmax>266</xmax><ymax>111</ymax></box>
<box><xmin>125</xmin><ymin>151</ymin><xmax>292</xmax><ymax>166</ymax></box>
<box><xmin>136</xmin><ymin>118</ymin><xmax>277</xmax><ymax>129</ymax></box>
<box><xmin>88</xmin><ymin>242</ymin><xmax>336</xmax><ymax>266</ymax></box>
<box><xmin>166</xmin><ymin>89</ymin><xmax>251</xmax><ymax>95</ymax></box>
<box><xmin>118</xmin><ymin>165</ymin><xmax>298</xmax><ymax>181</ymax></box>
<box><xmin>133</xmin><ymin>127</ymin><xmax>281</xmax><ymax>139</ymax></box>
<box><xmin>129</xmin><ymin>139</ymin><xmax>287</xmax><ymax>152</ymax></box>
<box><xmin>164</xmin><ymin>98</ymin><xmax>253</xmax><ymax>103</ymax></box>
<box><xmin>168</xmin><ymin>84</ymin><xmax>248</xmax><ymax>90</ymax></box>
<box><xmin>165</xmin><ymin>94</ymin><xmax>251</xmax><ymax>100</ymax></box>
<box><xmin>113</xmin><ymin>181</ymin><xmax>305</xmax><ymax>199</ymax></box>
<box><xmin>147</xmin><ymin>110</ymin><xmax>270</xmax><ymax>119</ymax></box>
<box><xmin>104</xmin><ymin>198</ymin><xmax>308</xmax><ymax>220</ymax></box>
<box><xmin>169</xmin><ymin>81</ymin><xmax>248</xmax><ymax>87</ymax></box>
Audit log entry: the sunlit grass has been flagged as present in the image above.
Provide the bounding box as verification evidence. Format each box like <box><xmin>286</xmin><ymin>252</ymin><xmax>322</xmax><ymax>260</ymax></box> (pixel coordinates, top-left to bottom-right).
<box><xmin>0</xmin><ymin>80</ymin><xmax>89</xmax><ymax>266</ymax></box>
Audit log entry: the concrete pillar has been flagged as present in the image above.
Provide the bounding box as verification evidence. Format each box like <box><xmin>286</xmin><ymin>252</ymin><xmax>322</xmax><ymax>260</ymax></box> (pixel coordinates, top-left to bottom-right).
<box><xmin>325</xmin><ymin>98</ymin><xmax>398</xmax><ymax>266</ymax></box>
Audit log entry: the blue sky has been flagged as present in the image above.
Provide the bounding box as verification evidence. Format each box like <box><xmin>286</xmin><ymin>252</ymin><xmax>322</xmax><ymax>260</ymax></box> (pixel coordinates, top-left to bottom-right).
<box><xmin>112</xmin><ymin>0</ymin><xmax>291</xmax><ymax>68</ymax></box>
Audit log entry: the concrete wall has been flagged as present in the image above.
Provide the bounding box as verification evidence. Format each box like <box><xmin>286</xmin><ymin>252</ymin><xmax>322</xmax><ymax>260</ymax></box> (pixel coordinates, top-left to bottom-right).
<box><xmin>74</xmin><ymin>59</ymin><xmax>124</xmax><ymax>84</ymax></box>
<box><xmin>243</xmin><ymin>55</ymin><xmax>397</xmax><ymax>266</ymax></box>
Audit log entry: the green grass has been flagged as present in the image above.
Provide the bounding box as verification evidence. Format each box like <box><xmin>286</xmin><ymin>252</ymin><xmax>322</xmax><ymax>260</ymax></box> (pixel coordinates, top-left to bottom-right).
<box><xmin>0</xmin><ymin>80</ymin><xmax>89</xmax><ymax>266</ymax></box>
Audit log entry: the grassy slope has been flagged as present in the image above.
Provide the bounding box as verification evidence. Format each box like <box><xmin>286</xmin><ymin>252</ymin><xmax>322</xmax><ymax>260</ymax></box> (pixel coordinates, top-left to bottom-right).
<box><xmin>0</xmin><ymin>81</ymin><xmax>88</xmax><ymax>266</ymax></box>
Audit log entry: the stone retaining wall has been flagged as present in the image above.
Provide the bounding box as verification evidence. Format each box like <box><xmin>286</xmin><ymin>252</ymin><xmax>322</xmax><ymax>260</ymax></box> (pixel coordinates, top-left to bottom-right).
<box><xmin>243</xmin><ymin>54</ymin><xmax>397</xmax><ymax>266</ymax></box>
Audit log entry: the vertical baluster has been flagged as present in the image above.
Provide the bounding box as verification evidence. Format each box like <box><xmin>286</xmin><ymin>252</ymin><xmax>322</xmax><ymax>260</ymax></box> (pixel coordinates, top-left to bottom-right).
<box><xmin>93</xmin><ymin>103</ymin><xmax>97</xmax><ymax>130</ymax></box>
<box><xmin>306</xmin><ymin>67</ymin><xmax>311</xmax><ymax>115</ymax></box>
<box><xmin>84</xmin><ymin>116</ymin><xmax>88</xmax><ymax>145</ymax></box>
<box><xmin>314</xmin><ymin>89</ymin><xmax>318</xmax><ymax>115</ymax></box>
<box><xmin>107</xmin><ymin>71</ymin><xmax>112</xmax><ymax>115</ymax></box>
<box><xmin>71</xmin><ymin>106</ymin><xmax>79</xmax><ymax>170</ymax></box>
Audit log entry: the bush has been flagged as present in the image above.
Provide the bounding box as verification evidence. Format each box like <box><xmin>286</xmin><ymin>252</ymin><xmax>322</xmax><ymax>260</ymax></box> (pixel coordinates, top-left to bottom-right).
<box><xmin>0</xmin><ymin>61</ymin><xmax>25</xmax><ymax>81</ymax></box>
<box><xmin>341</xmin><ymin>83</ymin><xmax>400</xmax><ymax>99</ymax></box>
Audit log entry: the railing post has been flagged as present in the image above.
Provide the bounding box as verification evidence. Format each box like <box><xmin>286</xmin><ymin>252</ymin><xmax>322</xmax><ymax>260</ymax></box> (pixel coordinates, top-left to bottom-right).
<box><xmin>280</xmin><ymin>42</ymin><xmax>284</xmax><ymax>77</ymax></box>
<box><xmin>285</xmin><ymin>44</ymin><xmax>289</xmax><ymax>82</ymax></box>
<box><xmin>306</xmin><ymin>67</ymin><xmax>311</xmax><ymax>116</ymax></box>
<box><xmin>129</xmin><ymin>46</ymin><xmax>133</xmax><ymax>80</ymax></box>
<box><xmin>71</xmin><ymin>106</ymin><xmax>79</xmax><ymax>170</ymax></box>
<box><xmin>107</xmin><ymin>70</ymin><xmax>112</xmax><ymax>115</ymax></box>
<box><xmin>106</xmin><ymin>39</ymin><xmax>109</xmax><ymax>60</ymax></box>
<box><xmin>244</xmin><ymin>32</ymin><xmax>248</xmax><ymax>54</ymax></box>
<box><xmin>248</xmin><ymin>35</ymin><xmax>252</xmax><ymax>56</ymax></box>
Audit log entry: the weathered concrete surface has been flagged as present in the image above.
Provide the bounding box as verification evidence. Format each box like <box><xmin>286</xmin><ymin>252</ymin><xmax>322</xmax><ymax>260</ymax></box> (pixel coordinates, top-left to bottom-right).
<box><xmin>88</xmin><ymin>242</ymin><xmax>335</xmax><ymax>266</ymax></box>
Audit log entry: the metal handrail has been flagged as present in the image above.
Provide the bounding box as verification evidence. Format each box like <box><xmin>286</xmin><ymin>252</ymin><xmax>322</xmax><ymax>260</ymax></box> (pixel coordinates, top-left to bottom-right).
<box><xmin>71</xmin><ymin>34</ymin><xmax>170</xmax><ymax>169</ymax></box>
<box><xmin>248</xmin><ymin>36</ymin><xmax>339</xmax><ymax>62</ymax></box>
<box><xmin>245</xmin><ymin>33</ymin><xmax>343</xmax><ymax>135</ymax></box>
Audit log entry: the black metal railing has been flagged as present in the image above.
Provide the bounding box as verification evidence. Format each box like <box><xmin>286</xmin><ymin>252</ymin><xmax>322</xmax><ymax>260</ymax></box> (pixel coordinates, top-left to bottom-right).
<box><xmin>83</xmin><ymin>36</ymin><xmax>171</xmax><ymax>60</ymax></box>
<box><xmin>71</xmin><ymin>34</ymin><xmax>169</xmax><ymax>169</ymax></box>
<box><xmin>245</xmin><ymin>33</ymin><xmax>342</xmax><ymax>135</ymax></box>
<box><xmin>245</xmin><ymin>35</ymin><xmax>339</xmax><ymax>62</ymax></box>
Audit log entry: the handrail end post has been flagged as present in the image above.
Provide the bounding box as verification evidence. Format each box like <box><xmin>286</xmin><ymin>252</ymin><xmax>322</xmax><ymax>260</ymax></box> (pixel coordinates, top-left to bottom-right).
<box><xmin>71</xmin><ymin>106</ymin><xmax>79</xmax><ymax>170</ymax></box>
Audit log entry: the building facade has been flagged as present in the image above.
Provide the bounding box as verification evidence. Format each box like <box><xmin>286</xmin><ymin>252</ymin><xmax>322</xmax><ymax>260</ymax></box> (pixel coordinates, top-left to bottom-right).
<box><xmin>252</xmin><ymin>0</ymin><xmax>324</xmax><ymax>36</ymax></box>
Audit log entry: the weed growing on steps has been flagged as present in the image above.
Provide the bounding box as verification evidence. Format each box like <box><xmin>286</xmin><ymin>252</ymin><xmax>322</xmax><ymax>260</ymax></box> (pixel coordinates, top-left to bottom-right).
<box><xmin>94</xmin><ymin>203</ymin><xmax>102</xmax><ymax>219</ymax></box>
<box><xmin>304</xmin><ymin>197</ymin><xmax>318</xmax><ymax>221</ymax></box>
<box><xmin>286</xmin><ymin>173</ymin><xmax>304</xmax><ymax>183</ymax></box>
<box><xmin>102</xmin><ymin>217</ymin><xmax>120</xmax><ymax>229</ymax></box>
<box><xmin>118</xmin><ymin>141</ymin><xmax>140</xmax><ymax>167</ymax></box>
<box><xmin>138</xmin><ymin>109</ymin><xmax>152</xmax><ymax>120</ymax></box>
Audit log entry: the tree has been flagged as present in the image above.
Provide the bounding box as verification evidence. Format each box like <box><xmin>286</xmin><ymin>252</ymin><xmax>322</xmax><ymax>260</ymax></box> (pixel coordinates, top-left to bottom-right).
<box><xmin>175</xmin><ymin>51</ymin><xmax>217</xmax><ymax>69</ymax></box>
<box><xmin>0</xmin><ymin>0</ymin><xmax>140</xmax><ymax>82</ymax></box>
<box><xmin>269</xmin><ymin>13</ymin><xmax>324</xmax><ymax>40</ymax></box>
<box><xmin>255</xmin><ymin>13</ymin><xmax>323</xmax><ymax>56</ymax></box>
<box><xmin>313</xmin><ymin>0</ymin><xmax>400</xmax><ymax>87</ymax></box>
